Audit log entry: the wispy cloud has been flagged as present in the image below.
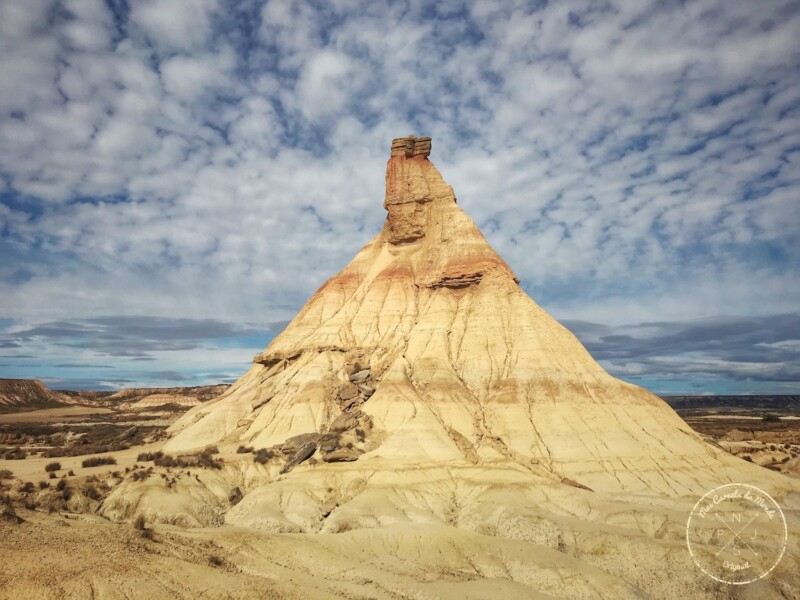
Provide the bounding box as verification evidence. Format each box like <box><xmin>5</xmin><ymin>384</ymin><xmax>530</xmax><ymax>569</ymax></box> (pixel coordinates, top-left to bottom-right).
<box><xmin>0</xmin><ymin>0</ymin><xmax>798</xmax><ymax>391</ymax></box>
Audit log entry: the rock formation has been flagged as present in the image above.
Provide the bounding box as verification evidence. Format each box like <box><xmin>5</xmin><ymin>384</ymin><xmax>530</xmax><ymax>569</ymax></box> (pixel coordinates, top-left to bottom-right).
<box><xmin>162</xmin><ymin>135</ymin><xmax>787</xmax><ymax>498</ymax></box>
<box><xmin>99</xmin><ymin>137</ymin><xmax>799</xmax><ymax>596</ymax></box>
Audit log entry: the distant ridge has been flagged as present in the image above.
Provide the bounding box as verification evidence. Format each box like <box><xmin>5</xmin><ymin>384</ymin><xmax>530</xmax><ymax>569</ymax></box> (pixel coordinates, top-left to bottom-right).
<box><xmin>0</xmin><ymin>378</ymin><xmax>69</xmax><ymax>413</ymax></box>
<box><xmin>0</xmin><ymin>379</ymin><xmax>230</xmax><ymax>413</ymax></box>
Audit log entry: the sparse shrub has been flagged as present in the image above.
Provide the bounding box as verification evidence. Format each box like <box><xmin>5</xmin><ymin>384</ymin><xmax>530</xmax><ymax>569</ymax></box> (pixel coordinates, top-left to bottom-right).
<box><xmin>68</xmin><ymin>470</ymin><xmax>75</xmax><ymax>476</ymax></box>
<box><xmin>48</xmin><ymin>472</ymin><xmax>56</xmax><ymax>479</ymax></box>
<box><xmin>3</xmin><ymin>448</ymin><xmax>26</xmax><ymax>460</ymax></box>
<box><xmin>253</xmin><ymin>448</ymin><xmax>274</xmax><ymax>464</ymax></box>
<box><xmin>762</xmin><ymin>414</ymin><xmax>781</xmax><ymax>422</ymax></box>
<box><xmin>44</xmin><ymin>462</ymin><xmax>61</xmax><ymax>472</ymax></box>
<box><xmin>38</xmin><ymin>481</ymin><xmax>49</xmax><ymax>489</ymax></box>
<box><xmin>781</xmin><ymin>456</ymin><xmax>791</xmax><ymax>463</ymax></box>
<box><xmin>236</xmin><ymin>445</ymin><xmax>253</xmax><ymax>454</ymax></box>
<box><xmin>203</xmin><ymin>445</ymin><xmax>219</xmax><ymax>455</ymax></box>
<box><xmin>62</xmin><ymin>487</ymin><xmax>73</xmax><ymax>501</ymax></box>
<box><xmin>355</xmin><ymin>428</ymin><xmax>365</xmax><ymax>442</ymax></box>
<box><xmin>0</xmin><ymin>502</ymin><xmax>22</xmax><ymax>524</ymax></box>
<box><xmin>743</xmin><ymin>455</ymin><xmax>753</xmax><ymax>462</ymax></box>
<box><xmin>196</xmin><ymin>451</ymin><xmax>222</xmax><ymax>469</ymax></box>
<box><xmin>82</xmin><ymin>456</ymin><xmax>117</xmax><ymax>468</ymax></box>
<box><xmin>133</xmin><ymin>514</ymin><xmax>153</xmax><ymax>539</ymax></box>
<box><xmin>153</xmin><ymin>451</ymin><xmax>222</xmax><ymax>470</ymax></box>
<box><xmin>0</xmin><ymin>469</ymin><xmax>12</xmax><ymax>480</ymax></box>
<box><xmin>131</xmin><ymin>469</ymin><xmax>152</xmax><ymax>482</ymax></box>
<box><xmin>208</xmin><ymin>555</ymin><xmax>223</xmax><ymax>567</ymax></box>
<box><xmin>84</xmin><ymin>485</ymin><xmax>101</xmax><ymax>501</ymax></box>
<box><xmin>56</xmin><ymin>479</ymin><xmax>67</xmax><ymax>492</ymax></box>
<box><xmin>137</xmin><ymin>451</ymin><xmax>164</xmax><ymax>462</ymax></box>
<box><xmin>155</xmin><ymin>454</ymin><xmax>183</xmax><ymax>468</ymax></box>
<box><xmin>19</xmin><ymin>481</ymin><xmax>34</xmax><ymax>493</ymax></box>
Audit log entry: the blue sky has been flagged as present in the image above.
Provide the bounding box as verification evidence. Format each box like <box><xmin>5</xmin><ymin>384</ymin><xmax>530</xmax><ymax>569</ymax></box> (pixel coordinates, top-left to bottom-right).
<box><xmin>0</xmin><ymin>0</ymin><xmax>798</xmax><ymax>393</ymax></box>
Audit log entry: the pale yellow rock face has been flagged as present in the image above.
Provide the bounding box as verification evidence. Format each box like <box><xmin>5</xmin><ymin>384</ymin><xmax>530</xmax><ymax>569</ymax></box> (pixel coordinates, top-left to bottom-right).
<box><xmin>163</xmin><ymin>139</ymin><xmax>794</xmax><ymax>499</ymax></box>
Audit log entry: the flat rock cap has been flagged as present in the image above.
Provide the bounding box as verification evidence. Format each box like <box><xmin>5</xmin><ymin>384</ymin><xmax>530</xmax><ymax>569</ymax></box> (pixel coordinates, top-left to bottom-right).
<box><xmin>390</xmin><ymin>135</ymin><xmax>431</xmax><ymax>158</ymax></box>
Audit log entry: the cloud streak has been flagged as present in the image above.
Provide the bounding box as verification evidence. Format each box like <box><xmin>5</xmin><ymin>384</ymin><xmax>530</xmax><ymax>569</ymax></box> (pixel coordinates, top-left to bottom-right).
<box><xmin>564</xmin><ymin>314</ymin><xmax>800</xmax><ymax>393</ymax></box>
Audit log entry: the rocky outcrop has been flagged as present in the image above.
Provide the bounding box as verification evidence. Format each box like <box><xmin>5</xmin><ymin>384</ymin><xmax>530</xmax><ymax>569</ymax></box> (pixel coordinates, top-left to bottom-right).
<box><xmin>390</xmin><ymin>135</ymin><xmax>431</xmax><ymax>158</ymax></box>
<box><xmin>321</xmin><ymin>449</ymin><xmax>361</xmax><ymax>462</ymax></box>
<box><xmin>164</xmin><ymin>136</ymin><xmax>797</xmax><ymax>503</ymax></box>
<box><xmin>280</xmin><ymin>442</ymin><xmax>317</xmax><ymax>474</ymax></box>
<box><xmin>427</xmin><ymin>271</ymin><xmax>484</xmax><ymax>289</ymax></box>
<box><xmin>228</xmin><ymin>486</ymin><xmax>243</xmax><ymax>505</ymax></box>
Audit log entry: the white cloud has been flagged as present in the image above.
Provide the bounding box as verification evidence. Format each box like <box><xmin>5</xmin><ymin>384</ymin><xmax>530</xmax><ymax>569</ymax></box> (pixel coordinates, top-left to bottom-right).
<box><xmin>0</xmin><ymin>0</ymin><xmax>798</xmax><ymax>390</ymax></box>
<box><xmin>160</xmin><ymin>50</ymin><xmax>235</xmax><ymax>102</ymax></box>
<box><xmin>296</xmin><ymin>50</ymin><xmax>357</xmax><ymax>120</ymax></box>
<box><xmin>129</xmin><ymin>0</ymin><xmax>220</xmax><ymax>52</ymax></box>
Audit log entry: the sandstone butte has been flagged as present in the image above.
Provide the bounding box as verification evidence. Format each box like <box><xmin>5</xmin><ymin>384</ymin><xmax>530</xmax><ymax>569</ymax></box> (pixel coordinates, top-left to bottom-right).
<box><xmin>100</xmin><ymin>136</ymin><xmax>800</xmax><ymax>598</ymax></box>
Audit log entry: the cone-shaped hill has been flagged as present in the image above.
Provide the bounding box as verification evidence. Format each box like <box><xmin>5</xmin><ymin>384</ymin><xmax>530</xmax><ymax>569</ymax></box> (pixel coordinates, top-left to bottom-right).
<box><xmin>160</xmin><ymin>136</ymin><xmax>790</xmax><ymax>500</ymax></box>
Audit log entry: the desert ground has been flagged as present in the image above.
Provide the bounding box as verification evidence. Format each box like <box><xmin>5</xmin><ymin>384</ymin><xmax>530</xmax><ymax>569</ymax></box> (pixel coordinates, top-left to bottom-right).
<box><xmin>1</xmin><ymin>390</ymin><xmax>799</xmax><ymax>599</ymax></box>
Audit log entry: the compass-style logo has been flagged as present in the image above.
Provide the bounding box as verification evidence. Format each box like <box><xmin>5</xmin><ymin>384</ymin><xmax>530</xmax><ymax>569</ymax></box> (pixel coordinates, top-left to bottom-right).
<box><xmin>686</xmin><ymin>483</ymin><xmax>787</xmax><ymax>584</ymax></box>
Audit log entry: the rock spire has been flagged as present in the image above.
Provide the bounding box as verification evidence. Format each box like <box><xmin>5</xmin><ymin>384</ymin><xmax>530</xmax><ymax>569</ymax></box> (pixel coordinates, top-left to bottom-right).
<box><xmin>159</xmin><ymin>136</ymin><xmax>792</xmax><ymax>503</ymax></box>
